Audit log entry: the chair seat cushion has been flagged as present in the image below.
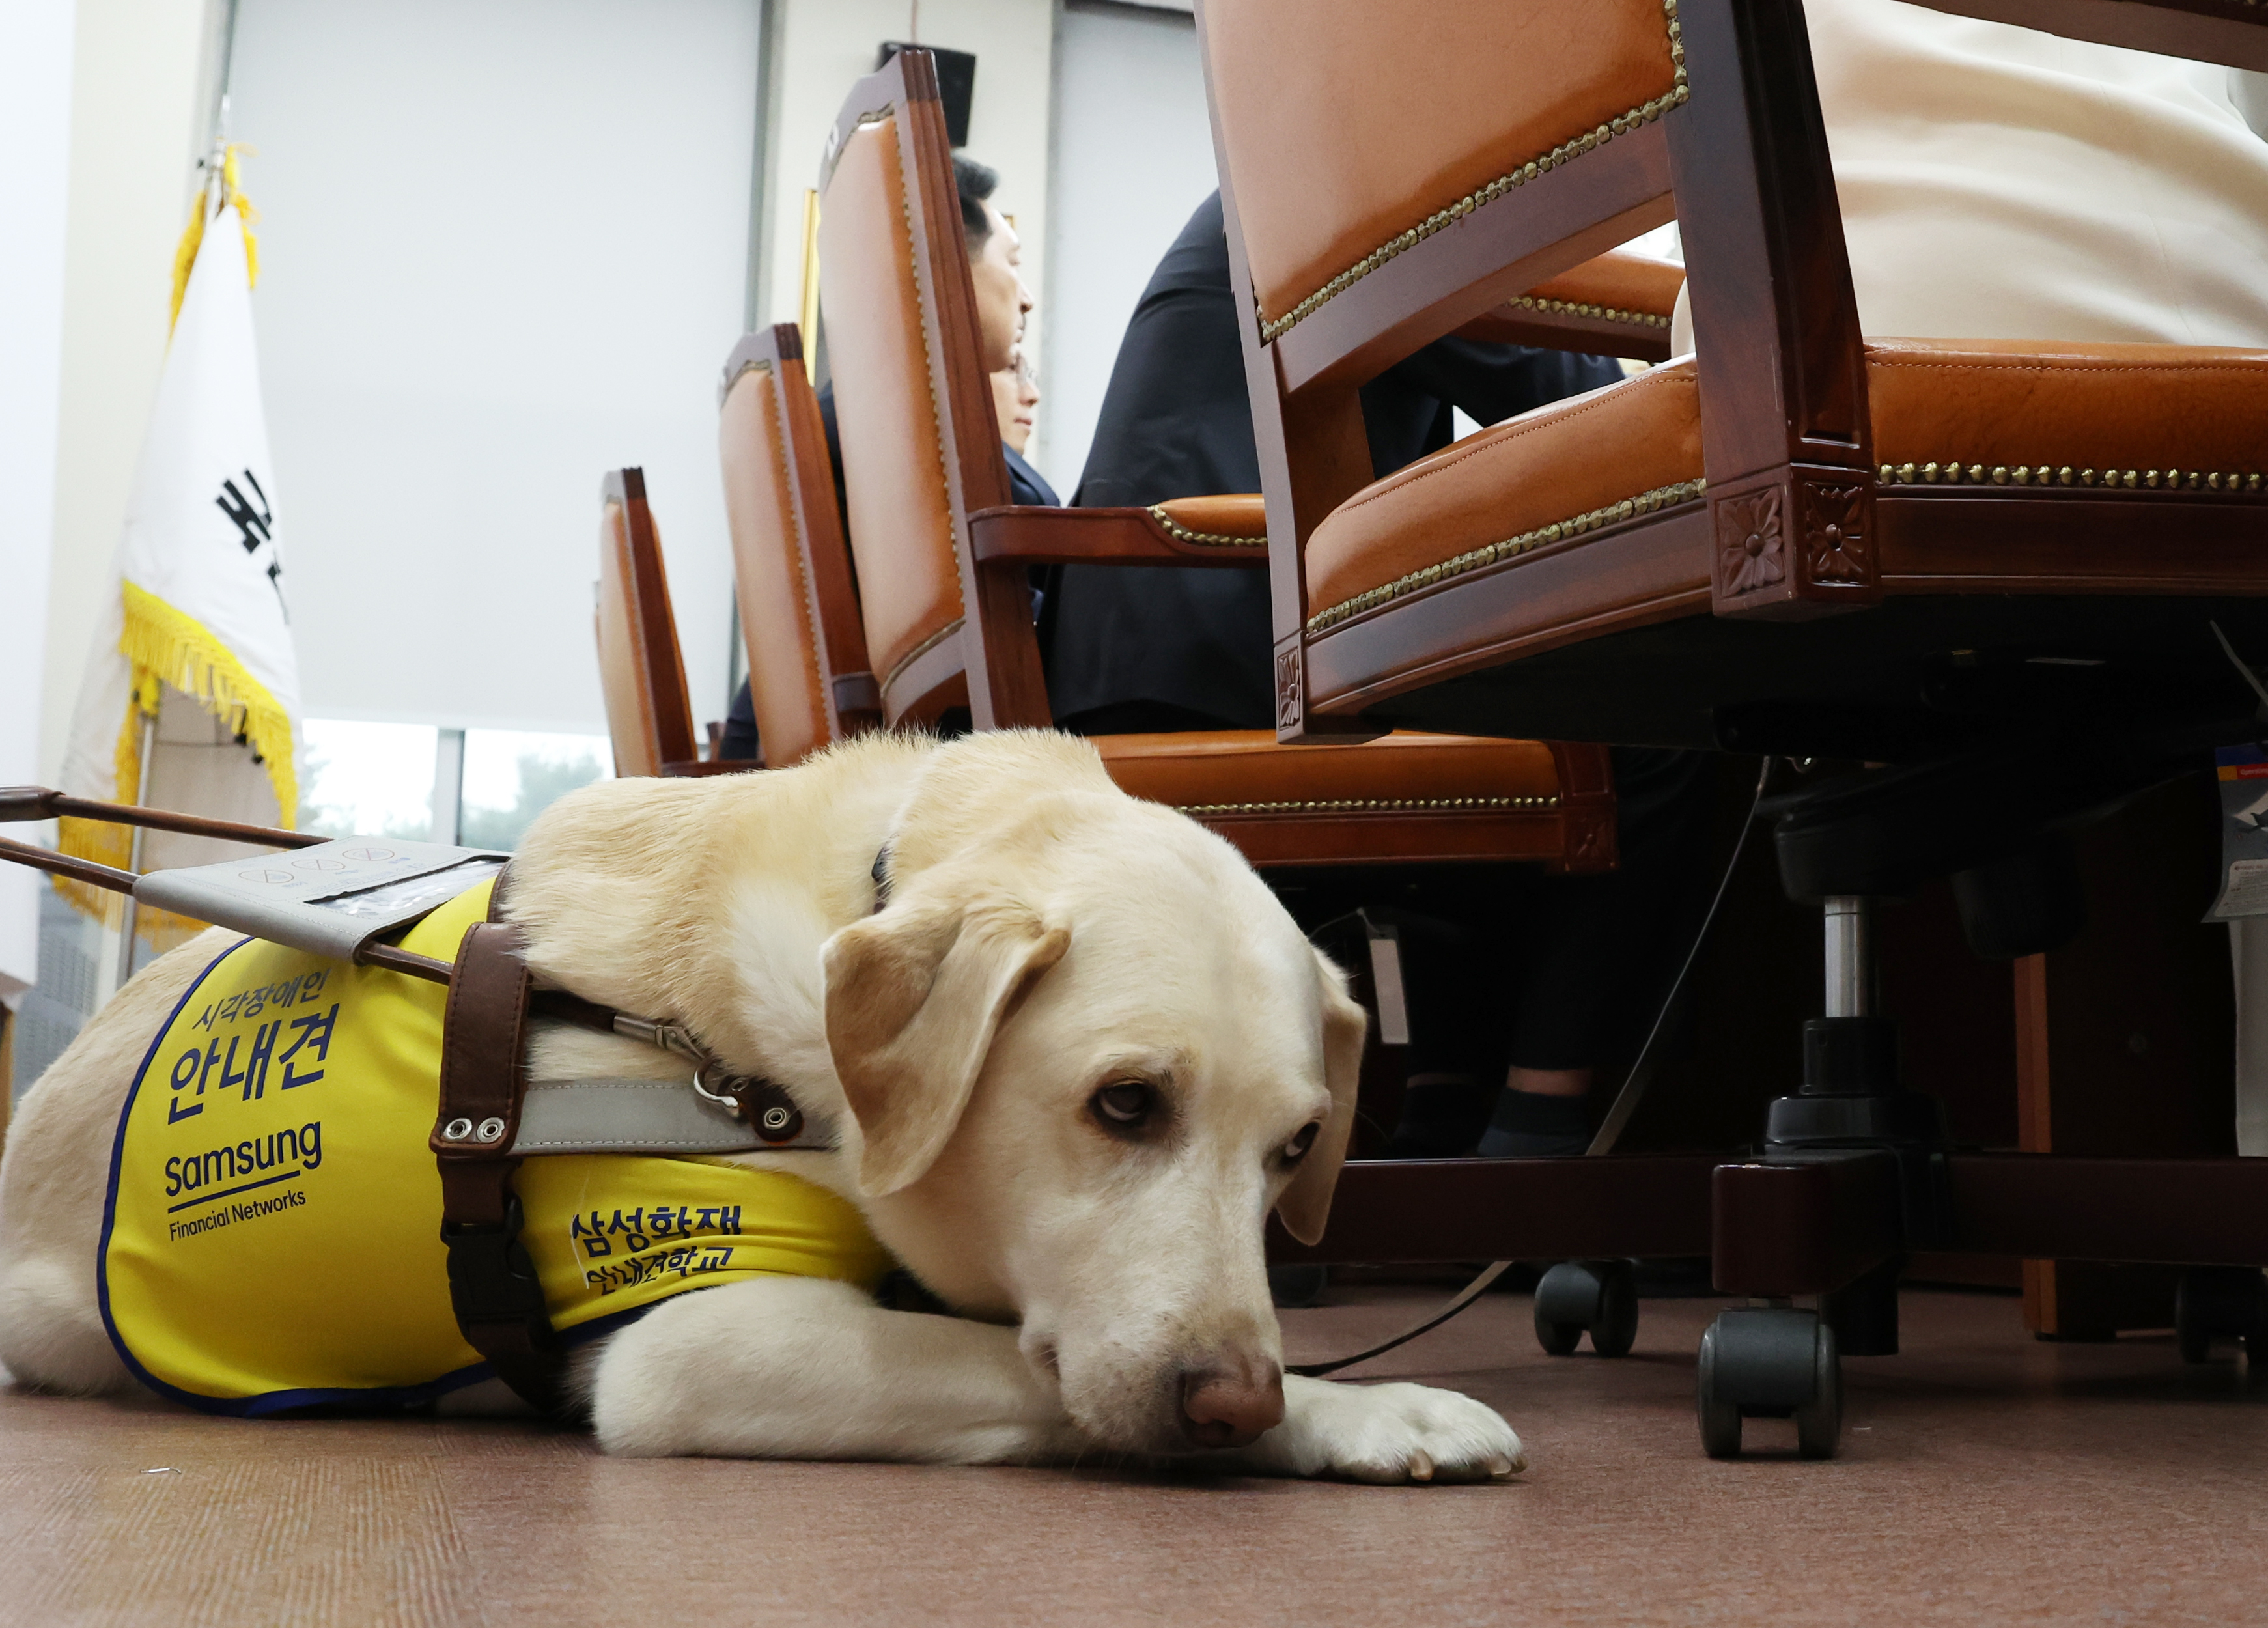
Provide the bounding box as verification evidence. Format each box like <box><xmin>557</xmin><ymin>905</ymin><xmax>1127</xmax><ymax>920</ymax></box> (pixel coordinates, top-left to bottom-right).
<box><xmin>1305</xmin><ymin>361</ymin><xmax>1703</xmax><ymax>632</ymax></box>
<box><xmin>1095</xmin><ymin>729</ymin><xmax>1601</xmax><ymax>869</ymax></box>
<box><xmin>1303</xmin><ymin>338</ymin><xmax>2268</xmax><ymax>634</ymax></box>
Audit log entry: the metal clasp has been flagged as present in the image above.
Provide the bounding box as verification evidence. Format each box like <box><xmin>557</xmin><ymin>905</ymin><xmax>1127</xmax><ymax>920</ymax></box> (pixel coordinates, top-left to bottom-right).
<box><xmin>610</xmin><ymin>1013</ymin><xmax>709</xmax><ymax>1064</ymax></box>
<box><xmin>688</xmin><ymin>1062</ymin><xmax>807</xmax><ymax>1145</ymax></box>
<box><xmin>690</xmin><ymin>1061</ymin><xmax>744</xmax><ymax>1117</ymax></box>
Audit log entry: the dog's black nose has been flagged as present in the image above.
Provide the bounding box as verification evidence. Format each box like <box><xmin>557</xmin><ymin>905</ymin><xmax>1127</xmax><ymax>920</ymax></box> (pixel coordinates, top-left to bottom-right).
<box><xmin>1179</xmin><ymin>1361</ymin><xmax>1285</xmax><ymax>1448</ymax></box>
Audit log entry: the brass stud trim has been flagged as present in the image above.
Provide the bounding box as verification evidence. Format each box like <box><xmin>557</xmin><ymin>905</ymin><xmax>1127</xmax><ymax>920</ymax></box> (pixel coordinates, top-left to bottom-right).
<box><xmin>878</xmin><ymin>615</ymin><xmax>966</xmax><ymax>700</ymax></box>
<box><xmin>736</xmin><ymin>361</ymin><xmax>835</xmax><ymax>730</ymax></box>
<box><xmin>1255</xmin><ymin>0</ymin><xmax>1690</xmax><ymax>343</ymax></box>
<box><xmin>1502</xmin><ymin>294</ymin><xmax>1673</xmax><ymax>331</ymax></box>
<box><xmin>1146</xmin><ymin>505</ymin><xmax>1269</xmax><ymax>548</ymax></box>
<box><xmin>1177</xmin><ymin>794</ymin><xmax>1560</xmax><ymax>817</ymax></box>
<box><xmin>1877</xmin><ymin>460</ymin><xmax>2267</xmax><ymax>494</ymax></box>
<box><xmin>899</xmin><ymin>175</ymin><xmax>962</xmax><ymax>609</ymax></box>
<box><xmin>1306</xmin><ymin>477</ymin><xmax>1706</xmax><ymax>636</ymax></box>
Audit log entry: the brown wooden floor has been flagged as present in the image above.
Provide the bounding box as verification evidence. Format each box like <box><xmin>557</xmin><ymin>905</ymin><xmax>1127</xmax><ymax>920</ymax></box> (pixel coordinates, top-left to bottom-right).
<box><xmin>7</xmin><ymin>1286</ymin><xmax>2266</xmax><ymax>1626</ymax></box>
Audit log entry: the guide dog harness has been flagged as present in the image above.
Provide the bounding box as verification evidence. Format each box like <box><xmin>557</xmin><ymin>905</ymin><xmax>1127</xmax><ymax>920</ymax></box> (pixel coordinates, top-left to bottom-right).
<box><xmin>100</xmin><ymin>877</ymin><xmax>892</xmax><ymax>1416</ymax></box>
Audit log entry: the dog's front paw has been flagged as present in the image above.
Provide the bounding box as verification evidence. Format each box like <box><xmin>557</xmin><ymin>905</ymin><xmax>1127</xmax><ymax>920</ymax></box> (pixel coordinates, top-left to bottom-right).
<box><xmin>1248</xmin><ymin>1375</ymin><xmax>1526</xmax><ymax>1485</ymax></box>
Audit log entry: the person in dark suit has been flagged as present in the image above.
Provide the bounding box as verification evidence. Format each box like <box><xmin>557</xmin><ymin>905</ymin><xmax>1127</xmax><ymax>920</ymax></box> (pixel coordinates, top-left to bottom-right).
<box><xmin>1041</xmin><ymin>192</ymin><xmax>1619</xmax><ymax>736</ymax></box>
<box><xmin>1039</xmin><ymin>192</ymin><xmax>1716</xmax><ymax>1158</ymax></box>
<box><xmin>720</xmin><ymin>155</ymin><xmax>1045</xmax><ymax>757</ymax></box>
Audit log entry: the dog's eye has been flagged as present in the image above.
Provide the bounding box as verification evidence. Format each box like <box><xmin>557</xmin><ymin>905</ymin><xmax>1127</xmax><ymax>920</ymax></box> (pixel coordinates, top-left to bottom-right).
<box><xmin>1283</xmin><ymin>1123</ymin><xmax>1321</xmax><ymax>1162</ymax></box>
<box><xmin>1091</xmin><ymin>1080</ymin><xmax>1153</xmax><ymax>1128</ymax></box>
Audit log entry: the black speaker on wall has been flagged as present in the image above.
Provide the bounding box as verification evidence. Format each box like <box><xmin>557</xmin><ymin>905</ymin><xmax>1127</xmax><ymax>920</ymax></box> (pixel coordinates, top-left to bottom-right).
<box><xmin>878</xmin><ymin>42</ymin><xmax>976</xmax><ymax>147</ymax></box>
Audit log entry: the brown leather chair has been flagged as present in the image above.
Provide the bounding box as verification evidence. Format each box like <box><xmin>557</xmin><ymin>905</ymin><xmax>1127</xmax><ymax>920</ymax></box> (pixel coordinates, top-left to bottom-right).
<box><xmin>594</xmin><ymin>468</ymin><xmax>752</xmax><ymax>779</ymax></box>
<box><xmin>811</xmin><ymin>46</ymin><xmax>1616</xmax><ymax>875</ymax></box>
<box><xmin>1197</xmin><ymin>0</ymin><xmax>2268</xmax><ymax>1457</ymax></box>
<box><xmin>1201</xmin><ymin>0</ymin><xmax>2268</xmax><ymax>750</ymax></box>
<box><xmin>718</xmin><ymin>327</ymin><xmax>882</xmax><ymax>770</ymax></box>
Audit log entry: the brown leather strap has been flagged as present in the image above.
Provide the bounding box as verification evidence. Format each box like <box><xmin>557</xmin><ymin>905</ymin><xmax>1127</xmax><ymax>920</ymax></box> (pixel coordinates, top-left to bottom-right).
<box><xmin>527</xmin><ymin>987</ymin><xmax>621</xmax><ymax>1037</ymax></box>
<box><xmin>431</xmin><ymin>917</ymin><xmax>567</xmax><ymax>1414</ymax></box>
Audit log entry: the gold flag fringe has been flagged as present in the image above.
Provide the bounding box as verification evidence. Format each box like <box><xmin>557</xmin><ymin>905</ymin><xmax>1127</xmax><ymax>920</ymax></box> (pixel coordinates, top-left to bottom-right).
<box><xmin>51</xmin><ymin>584</ymin><xmax>301</xmax><ymax>951</ymax></box>
<box><xmin>116</xmin><ymin>582</ymin><xmax>299</xmax><ymax>828</ymax></box>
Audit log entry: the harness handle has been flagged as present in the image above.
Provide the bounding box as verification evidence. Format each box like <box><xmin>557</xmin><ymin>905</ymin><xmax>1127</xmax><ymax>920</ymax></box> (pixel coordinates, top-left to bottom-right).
<box><xmin>430</xmin><ymin>899</ymin><xmax>570</xmax><ymax>1416</ymax></box>
<box><xmin>0</xmin><ymin>784</ymin><xmax>326</xmax><ymax>848</ymax></box>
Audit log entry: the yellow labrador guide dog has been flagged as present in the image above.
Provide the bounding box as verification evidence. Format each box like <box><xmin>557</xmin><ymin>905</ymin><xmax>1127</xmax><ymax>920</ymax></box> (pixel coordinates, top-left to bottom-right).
<box><xmin>1</xmin><ymin>731</ymin><xmax>1523</xmax><ymax>1482</ymax></box>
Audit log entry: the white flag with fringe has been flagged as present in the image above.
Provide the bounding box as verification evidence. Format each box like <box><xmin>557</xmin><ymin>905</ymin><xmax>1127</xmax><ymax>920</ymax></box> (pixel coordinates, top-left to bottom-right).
<box><xmin>57</xmin><ymin>152</ymin><xmax>301</xmax><ymax>942</ymax></box>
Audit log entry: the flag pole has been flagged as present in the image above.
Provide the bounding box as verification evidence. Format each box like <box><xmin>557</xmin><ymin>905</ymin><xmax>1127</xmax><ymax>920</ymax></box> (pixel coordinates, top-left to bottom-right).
<box><xmin>111</xmin><ymin>139</ymin><xmax>222</xmax><ymax>993</ymax></box>
<box><xmin>111</xmin><ymin>708</ymin><xmax>158</xmax><ymax>989</ymax></box>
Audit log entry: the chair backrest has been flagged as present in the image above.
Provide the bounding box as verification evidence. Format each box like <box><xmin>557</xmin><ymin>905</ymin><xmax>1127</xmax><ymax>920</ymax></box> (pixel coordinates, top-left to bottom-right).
<box><xmin>718</xmin><ymin>325</ymin><xmax>880</xmax><ymax>768</ymax></box>
<box><xmin>815</xmin><ymin>48</ymin><xmax>1024</xmax><ymax>727</ymax></box>
<box><xmin>1204</xmin><ymin>0</ymin><xmax>1685</xmax><ymax>390</ymax></box>
<box><xmin>594</xmin><ymin>467</ymin><xmax>699</xmax><ymax>778</ymax></box>
<box><xmin>1196</xmin><ymin>0</ymin><xmax>1899</xmax><ymax>738</ymax></box>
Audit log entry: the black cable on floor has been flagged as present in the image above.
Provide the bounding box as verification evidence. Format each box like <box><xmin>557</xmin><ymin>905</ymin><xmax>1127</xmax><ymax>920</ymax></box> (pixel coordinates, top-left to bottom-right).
<box><xmin>1286</xmin><ymin>757</ymin><xmax>1776</xmax><ymax>1380</ymax></box>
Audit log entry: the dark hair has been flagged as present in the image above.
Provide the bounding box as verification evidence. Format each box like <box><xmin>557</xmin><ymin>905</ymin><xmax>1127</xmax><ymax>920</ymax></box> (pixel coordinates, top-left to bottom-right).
<box><xmin>953</xmin><ymin>154</ymin><xmax>998</xmax><ymax>257</ymax></box>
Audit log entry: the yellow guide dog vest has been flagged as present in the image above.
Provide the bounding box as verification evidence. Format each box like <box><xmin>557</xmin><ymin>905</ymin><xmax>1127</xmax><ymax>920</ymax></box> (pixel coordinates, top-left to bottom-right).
<box><xmin>100</xmin><ymin>879</ymin><xmax>892</xmax><ymax>1414</ymax></box>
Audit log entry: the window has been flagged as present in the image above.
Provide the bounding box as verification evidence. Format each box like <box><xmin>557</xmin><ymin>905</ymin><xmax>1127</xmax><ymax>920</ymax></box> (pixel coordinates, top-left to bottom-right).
<box><xmin>301</xmin><ymin>719</ymin><xmax>608</xmax><ymax>850</ymax></box>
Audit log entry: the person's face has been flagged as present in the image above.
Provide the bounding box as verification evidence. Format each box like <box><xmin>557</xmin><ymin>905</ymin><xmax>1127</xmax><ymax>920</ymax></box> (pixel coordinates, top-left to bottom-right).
<box><xmin>970</xmin><ymin>202</ymin><xmax>1031</xmax><ymax>374</ymax></box>
<box><xmin>992</xmin><ymin>350</ymin><xmax>1039</xmax><ymax>454</ymax></box>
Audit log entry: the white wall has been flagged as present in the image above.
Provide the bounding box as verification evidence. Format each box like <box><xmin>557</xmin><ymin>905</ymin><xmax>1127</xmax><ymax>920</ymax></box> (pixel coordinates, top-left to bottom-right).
<box><xmin>0</xmin><ymin>0</ymin><xmax>79</xmax><ymax>1005</ymax></box>
<box><xmin>755</xmin><ymin>0</ymin><xmax>1056</xmax><ymax>445</ymax></box>
<box><xmin>1039</xmin><ymin>0</ymin><xmax>1220</xmax><ymax>496</ymax></box>
<box><xmin>33</xmin><ymin>0</ymin><xmax>1083</xmax><ymax>751</ymax></box>
<box><xmin>38</xmin><ymin>0</ymin><xmax>219</xmax><ymax>792</ymax></box>
<box><xmin>227</xmin><ymin>0</ymin><xmax>764</xmax><ymax>735</ymax></box>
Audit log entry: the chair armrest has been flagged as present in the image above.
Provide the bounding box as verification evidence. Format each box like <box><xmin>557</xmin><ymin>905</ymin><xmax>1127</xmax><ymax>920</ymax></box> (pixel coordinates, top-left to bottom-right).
<box><xmin>962</xmin><ymin>496</ymin><xmax>1267</xmax><ymax>731</ymax></box>
<box><xmin>968</xmin><ymin>502</ymin><xmax>1268</xmax><ymax>567</ymax></box>
<box><xmin>1914</xmin><ymin>0</ymin><xmax>2268</xmax><ymax>73</ymax></box>
<box><xmin>1455</xmin><ymin>249</ymin><xmax>1683</xmax><ymax>362</ymax></box>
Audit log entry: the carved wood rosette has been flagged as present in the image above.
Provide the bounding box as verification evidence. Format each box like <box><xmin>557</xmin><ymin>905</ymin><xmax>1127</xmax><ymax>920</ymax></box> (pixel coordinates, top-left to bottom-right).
<box><xmin>1274</xmin><ymin>641</ymin><xmax>1306</xmax><ymax>737</ymax></box>
<box><xmin>1708</xmin><ymin>467</ymin><xmax>1881</xmax><ymax>621</ymax></box>
<box><xmin>1274</xmin><ymin>636</ymin><xmax>1384</xmax><ymax>745</ymax></box>
<box><xmin>1554</xmin><ymin>804</ymin><xmax>1619</xmax><ymax>875</ymax></box>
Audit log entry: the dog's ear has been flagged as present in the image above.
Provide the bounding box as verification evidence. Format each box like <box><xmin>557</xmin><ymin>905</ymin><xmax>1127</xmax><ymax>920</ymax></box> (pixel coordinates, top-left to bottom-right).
<box><xmin>1275</xmin><ymin>947</ymin><xmax>1368</xmax><ymax>1246</ymax></box>
<box><xmin>822</xmin><ymin>887</ymin><xmax>1070</xmax><ymax>1196</ymax></box>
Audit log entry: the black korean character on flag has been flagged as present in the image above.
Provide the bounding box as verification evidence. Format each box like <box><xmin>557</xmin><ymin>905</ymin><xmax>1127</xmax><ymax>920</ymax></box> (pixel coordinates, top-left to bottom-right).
<box><xmin>215</xmin><ymin>468</ymin><xmax>287</xmax><ymax>619</ymax></box>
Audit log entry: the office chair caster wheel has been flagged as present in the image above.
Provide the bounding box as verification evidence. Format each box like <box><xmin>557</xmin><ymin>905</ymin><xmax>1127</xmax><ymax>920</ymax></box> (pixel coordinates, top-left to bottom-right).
<box><xmin>1533</xmin><ymin>1260</ymin><xmax>1638</xmax><ymax>1357</ymax></box>
<box><xmin>2174</xmin><ymin>1266</ymin><xmax>2268</xmax><ymax>1363</ymax></box>
<box><xmin>1792</xmin><ymin>1338</ymin><xmax>1845</xmax><ymax>1461</ymax></box>
<box><xmin>1696</xmin><ymin>1306</ymin><xmax>1842</xmax><ymax>1460</ymax></box>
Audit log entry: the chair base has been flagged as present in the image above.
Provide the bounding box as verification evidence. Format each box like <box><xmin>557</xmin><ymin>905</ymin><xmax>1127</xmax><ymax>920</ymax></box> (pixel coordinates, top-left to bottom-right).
<box><xmin>1347</xmin><ymin>591</ymin><xmax>2268</xmax><ymax>761</ymax></box>
<box><xmin>1274</xmin><ymin>1147</ymin><xmax>2268</xmax><ymax>1462</ymax></box>
<box><xmin>1268</xmin><ymin>750</ymin><xmax>2264</xmax><ymax>1459</ymax></box>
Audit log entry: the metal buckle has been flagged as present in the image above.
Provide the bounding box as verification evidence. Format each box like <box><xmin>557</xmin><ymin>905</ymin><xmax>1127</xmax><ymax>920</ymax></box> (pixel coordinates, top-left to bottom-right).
<box><xmin>609</xmin><ymin>1013</ymin><xmax>708</xmax><ymax>1064</ymax></box>
<box><xmin>438</xmin><ymin>1192</ymin><xmax>553</xmax><ymax>1349</ymax></box>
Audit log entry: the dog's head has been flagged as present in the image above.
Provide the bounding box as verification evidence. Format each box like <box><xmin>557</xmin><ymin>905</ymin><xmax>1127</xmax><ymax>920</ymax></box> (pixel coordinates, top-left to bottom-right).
<box><xmin>820</xmin><ymin>759</ymin><xmax>1364</xmax><ymax>1457</ymax></box>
